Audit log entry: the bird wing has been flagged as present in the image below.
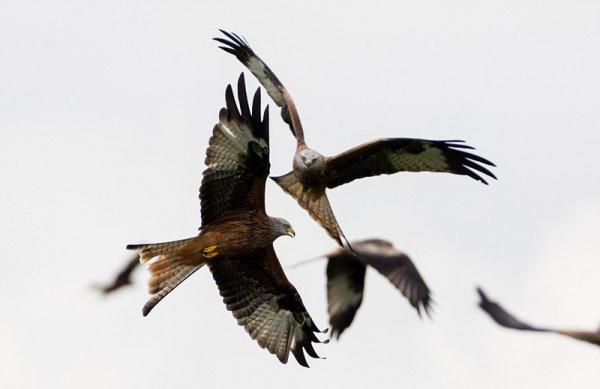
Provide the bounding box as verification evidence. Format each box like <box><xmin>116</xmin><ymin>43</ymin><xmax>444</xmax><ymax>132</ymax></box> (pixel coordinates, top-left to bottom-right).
<box><xmin>477</xmin><ymin>287</ymin><xmax>548</xmax><ymax>331</ymax></box>
<box><xmin>353</xmin><ymin>240</ymin><xmax>432</xmax><ymax>317</ymax></box>
<box><xmin>324</xmin><ymin>138</ymin><xmax>496</xmax><ymax>188</ymax></box>
<box><xmin>325</xmin><ymin>252</ymin><xmax>366</xmax><ymax>339</ymax></box>
<box><xmin>200</xmin><ymin>73</ymin><xmax>270</xmax><ymax>228</ymax></box>
<box><xmin>478</xmin><ymin>288</ymin><xmax>600</xmax><ymax>348</ymax></box>
<box><xmin>214</xmin><ymin>30</ymin><xmax>305</xmax><ymax>144</ymax></box>
<box><xmin>208</xmin><ymin>245</ymin><xmax>327</xmax><ymax>367</ymax></box>
<box><xmin>556</xmin><ymin>331</ymin><xmax>600</xmax><ymax>347</ymax></box>
<box><xmin>95</xmin><ymin>255</ymin><xmax>140</xmax><ymax>294</ymax></box>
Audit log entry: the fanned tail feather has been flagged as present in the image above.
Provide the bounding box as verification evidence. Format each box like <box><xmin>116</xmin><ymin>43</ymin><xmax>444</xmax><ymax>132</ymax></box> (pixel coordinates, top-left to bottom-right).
<box><xmin>271</xmin><ymin>172</ymin><xmax>347</xmax><ymax>248</ymax></box>
<box><xmin>127</xmin><ymin>237</ymin><xmax>209</xmax><ymax>316</ymax></box>
<box><xmin>127</xmin><ymin>237</ymin><xmax>197</xmax><ymax>264</ymax></box>
<box><xmin>142</xmin><ymin>263</ymin><xmax>204</xmax><ymax>316</ymax></box>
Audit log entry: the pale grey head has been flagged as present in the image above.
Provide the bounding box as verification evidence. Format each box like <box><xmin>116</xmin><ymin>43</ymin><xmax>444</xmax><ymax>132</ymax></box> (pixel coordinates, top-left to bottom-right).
<box><xmin>270</xmin><ymin>217</ymin><xmax>296</xmax><ymax>239</ymax></box>
<box><xmin>295</xmin><ymin>148</ymin><xmax>325</xmax><ymax>171</ymax></box>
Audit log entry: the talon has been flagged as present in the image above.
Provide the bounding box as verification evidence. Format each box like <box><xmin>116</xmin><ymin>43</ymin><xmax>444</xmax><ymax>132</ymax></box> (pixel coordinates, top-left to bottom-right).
<box><xmin>202</xmin><ymin>245</ymin><xmax>218</xmax><ymax>253</ymax></box>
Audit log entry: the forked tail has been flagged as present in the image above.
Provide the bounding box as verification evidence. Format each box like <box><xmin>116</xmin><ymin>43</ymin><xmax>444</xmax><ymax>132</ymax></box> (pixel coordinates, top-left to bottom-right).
<box><xmin>127</xmin><ymin>237</ymin><xmax>215</xmax><ymax>316</ymax></box>
<box><xmin>271</xmin><ymin>172</ymin><xmax>352</xmax><ymax>250</ymax></box>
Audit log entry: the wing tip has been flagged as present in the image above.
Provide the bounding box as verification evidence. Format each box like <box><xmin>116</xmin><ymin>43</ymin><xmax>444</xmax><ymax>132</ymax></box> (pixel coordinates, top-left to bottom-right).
<box><xmin>476</xmin><ymin>286</ymin><xmax>488</xmax><ymax>302</ymax></box>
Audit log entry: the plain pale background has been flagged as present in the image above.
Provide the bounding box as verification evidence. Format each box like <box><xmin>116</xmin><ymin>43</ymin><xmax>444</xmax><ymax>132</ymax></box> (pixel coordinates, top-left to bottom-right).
<box><xmin>1</xmin><ymin>1</ymin><xmax>599</xmax><ymax>388</ymax></box>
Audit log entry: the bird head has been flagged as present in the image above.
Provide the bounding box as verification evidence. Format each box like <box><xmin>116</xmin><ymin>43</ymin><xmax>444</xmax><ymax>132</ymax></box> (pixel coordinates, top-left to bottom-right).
<box><xmin>297</xmin><ymin>148</ymin><xmax>324</xmax><ymax>169</ymax></box>
<box><xmin>272</xmin><ymin>217</ymin><xmax>296</xmax><ymax>238</ymax></box>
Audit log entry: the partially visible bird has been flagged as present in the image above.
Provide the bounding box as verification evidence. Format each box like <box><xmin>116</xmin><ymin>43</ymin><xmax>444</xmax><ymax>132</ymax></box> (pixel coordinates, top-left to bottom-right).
<box><xmin>126</xmin><ymin>74</ymin><xmax>326</xmax><ymax>366</ymax></box>
<box><xmin>293</xmin><ymin>238</ymin><xmax>432</xmax><ymax>339</ymax></box>
<box><xmin>92</xmin><ymin>255</ymin><xmax>140</xmax><ymax>294</ymax></box>
<box><xmin>477</xmin><ymin>287</ymin><xmax>600</xmax><ymax>347</ymax></box>
<box><xmin>214</xmin><ymin>30</ymin><xmax>497</xmax><ymax>248</ymax></box>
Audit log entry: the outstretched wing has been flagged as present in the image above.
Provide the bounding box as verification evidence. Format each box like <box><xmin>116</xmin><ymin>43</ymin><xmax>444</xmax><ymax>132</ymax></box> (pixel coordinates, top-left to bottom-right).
<box><xmin>214</xmin><ymin>30</ymin><xmax>305</xmax><ymax>144</ymax></box>
<box><xmin>208</xmin><ymin>246</ymin><xmax>327</xmax><ymax>367</ymax></box>
<box><xmin>325</xmin><ymin>253</ymin><xmax>366</xmax><ymax>339</ymax></box>
<box><xmin>477</xmin><ymin>287</ymin><xmax>548</xmax><ymax>331</ymax></box>
<box><xmin>325</xmin><ymin>138</ymin><xmax>496</xmax><ymax>188</ymax></box>
<box><xmin>556</xmin><ymin>331</ymin><xmax>600</xmax><ymax>347</ymax></box>
<box><xmin>200</xmin><ymin>73</ymin><xmax>270</xmax><ymax>228</ymax></box>
<box><xmin>354</xmin><ymin>240</ymin><xmax>432</xmax><ymax>317</ymax></box>
<box><xmin>93</xmin><ymin>255</ymin><xmax>140</xmax><ymax>294</ymax></box>
<box><xmin>478</xmin><ymin>287</ymin><xmax>600</xmax><ymax>348</ymax></box>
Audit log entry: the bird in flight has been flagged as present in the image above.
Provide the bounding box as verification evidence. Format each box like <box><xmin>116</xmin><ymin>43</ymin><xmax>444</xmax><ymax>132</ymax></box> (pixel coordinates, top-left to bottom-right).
<box><xmin>477</xmin><ymin>287</ymin><xmax>600</xmax><ymax>348</ymax></box>
<box><xmin>214</xmin><ymin>30</ymin><xmax>497</xmax><ymax>247</ymax></box>
<box><xmin>92</xmin><ymin>255</ymin><xmax>140</xmax><ymax>294</ymax></box>
<box><xmin>127</xmin><ymin>74</ymin><xmax>326</xmax><ymax>366</ymax></box>
<box><xmin>292</xmin><ymin>238</ymin><xmax>432</xmax><ymax>339</ymax></box>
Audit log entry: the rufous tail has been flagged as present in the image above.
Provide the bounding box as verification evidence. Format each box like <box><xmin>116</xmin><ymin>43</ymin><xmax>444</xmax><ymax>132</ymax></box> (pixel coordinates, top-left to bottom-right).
<box><xmin>127</xmin><ymin>237</ymin><xmax>218</xmax><ymax>316</ymax></box>
<box><xmin>271</xmin><ymin>172</ymin><xmax>351</xmax><ymax>249</ymax></box>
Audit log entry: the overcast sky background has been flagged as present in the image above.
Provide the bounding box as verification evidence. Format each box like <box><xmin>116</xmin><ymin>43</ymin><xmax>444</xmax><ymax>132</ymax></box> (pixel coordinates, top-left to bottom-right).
<box><xmin>2</xmin><ymin>1</ymin><xmax>600</xmax><ymax>388</ymax></box>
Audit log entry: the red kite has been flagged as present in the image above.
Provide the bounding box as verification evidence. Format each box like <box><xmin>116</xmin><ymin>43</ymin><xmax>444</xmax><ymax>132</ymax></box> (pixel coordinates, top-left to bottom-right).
<box><xmin>214</xmin><ymin>30</ymin><xmax>496</xmax><ymax>247</ymax></box>
<box><xmin>127</xmin><ymin>74</ymin><xmax>325</xmax><ymax>366</ymax></box>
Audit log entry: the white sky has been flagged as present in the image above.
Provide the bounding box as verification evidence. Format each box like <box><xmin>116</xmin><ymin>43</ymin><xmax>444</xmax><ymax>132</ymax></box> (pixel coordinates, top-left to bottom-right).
<box><xmin>1</xmin><ymin>1</ymin><xmax>600</xmax><ymax>388</ymax></box>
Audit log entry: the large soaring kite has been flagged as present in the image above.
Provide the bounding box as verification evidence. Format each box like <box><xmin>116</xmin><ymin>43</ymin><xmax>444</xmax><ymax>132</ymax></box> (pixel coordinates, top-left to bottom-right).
<box><xmin>214</xmin><ymin>30</ymin><xmax>497</xmax><ymax>247</ymax></box>
<box><xmin>478</xmin><ymin>287</ymin><xmax>600</xmax><ymax>347</ymax></box>
<box><xmin>127</xmin><ymin>74</ymin><xmax>325</xmax><ymax>366</ymax></box>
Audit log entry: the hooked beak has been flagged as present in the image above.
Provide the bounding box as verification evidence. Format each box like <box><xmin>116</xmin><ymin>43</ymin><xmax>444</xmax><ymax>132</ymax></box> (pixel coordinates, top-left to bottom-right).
<box><xmin>285</xmin><ymin>227</ymin><xmax>296</xmax><ymax>238</ymax></box>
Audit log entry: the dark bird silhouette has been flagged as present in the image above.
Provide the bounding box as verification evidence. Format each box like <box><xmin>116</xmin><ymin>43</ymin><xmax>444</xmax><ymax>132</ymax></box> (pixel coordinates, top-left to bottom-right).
<box><xmin>477</xmin><ymin>287</ymin><xmax>600</xmax><ymax>347</ymax></box>
<box><xmin>126</xmin><ymin>74</ymin><xmax>326</xmax><ymax>366</ymax></box>
<box><xmin>214</xmin><ymin>30</ymin><xmax>497</xmax><ymax>248</ymax></box>
<box><xmin>293</xmin><ymin>238</ymin><xmax>432</xmax><ymax>339</ymax></box>
<box><xmin>93</xmin><ymin>255</ymin><xmax>140</xmax><ymax>294</ymax></box>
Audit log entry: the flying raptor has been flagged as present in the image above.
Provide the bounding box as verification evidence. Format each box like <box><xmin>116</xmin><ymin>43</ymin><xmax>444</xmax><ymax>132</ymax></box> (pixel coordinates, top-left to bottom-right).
<box><xmin>127</xmin><ymin>74</ymin><xmax>326</xmax><ymax>366</ymax></box>
<box><xmin>92</xmin><ymin>255</ymin><xmax>140</xmax><ymax>294</ymax></box>
<box><xmin>214</xmin><ymin>30</ymin><xmax>497</xmax><ymax>247</ymax></box>
<box><xmin>294</xmin><ymin>238</ymin><xmax>432</xmax><ymax>339</ymax></box>
<box><xmin>477</xmin><ymin>287</ymin><xmax>600</xmax><ymax>348</ymax></box>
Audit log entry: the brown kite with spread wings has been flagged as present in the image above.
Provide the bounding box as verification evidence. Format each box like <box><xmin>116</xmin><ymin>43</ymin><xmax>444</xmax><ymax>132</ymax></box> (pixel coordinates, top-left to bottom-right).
<box><xmin>478</xmin><ymin>287</ymin><xmax>600</xmax><ymax>348</ymax></box>
<box><xmin>214</xmin><ymin>30</ymin><xmax>497</xmax><ymax>247</ymax></box>
<box><xmin>127</xmin><ymin>74</ymin><xmax>326</xmax><ymax>366</ymax></box>
<box><xmin>294</xmin><ymin>238</ymin><xmax>432</xmax><ymax>339</ymax></box>
<box><xmin>93</xmin><ymin>255</ymin><xmax>140</xmax><ymax>294</ymax></box>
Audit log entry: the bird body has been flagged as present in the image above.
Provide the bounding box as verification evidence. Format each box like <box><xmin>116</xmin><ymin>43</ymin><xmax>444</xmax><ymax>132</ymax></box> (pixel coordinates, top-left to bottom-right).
<box><xmin>130</xmin><ymin>213</ymin><xmax>290</xmax><ymax>265</ymax></box>
<box><xmin>293</xmin><ymin>146</ymin><xmax>327</xmax><ymax>187</ymax></box>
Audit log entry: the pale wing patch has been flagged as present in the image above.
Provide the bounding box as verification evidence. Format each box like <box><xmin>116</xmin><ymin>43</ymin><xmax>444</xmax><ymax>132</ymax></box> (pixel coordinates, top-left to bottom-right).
<box><xmin>328</xmin><ymin>274</ymin><xmax>363</xmax><ymax>315</ymax></box>
<box><xmin>207</xmin><ymin>121</ymin><xmax>256</xmax><ymax>169</ymax></box>
<box><xmin>358</xmin><ymin>241</ymin><xmax>397</xmax><ymax>257</ymax></box>
<box><xmin>246</xmin><ymin>57</ymin><xmax>285</xmax><ymax>106</ymax></box>
<box><xmin>387</xmin><ymin>144</ymin><xmax>448</xmax><ymax>172</ymax></box>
